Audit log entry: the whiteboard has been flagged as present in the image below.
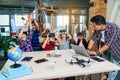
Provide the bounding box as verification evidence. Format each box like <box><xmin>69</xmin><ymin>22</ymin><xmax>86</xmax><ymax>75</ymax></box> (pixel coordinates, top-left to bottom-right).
<box><xmin>0</xmin><ymin>15</ymin><xmax>9</xmax><ymax>25</ymax></box>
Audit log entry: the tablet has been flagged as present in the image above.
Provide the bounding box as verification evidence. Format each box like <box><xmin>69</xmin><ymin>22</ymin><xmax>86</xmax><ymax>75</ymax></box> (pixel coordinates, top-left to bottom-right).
<box><xmin>21</xmin><ymin>57</ymin><xmax>33</xmax><ymax>61</ymax></box>
<box><xmin>91</xmin><ymin>56</ymin><xmax>105</xmax><ymax>62</ymax></box>
<box><xmin>34</xmin><ymin>58</ymin><xmax>48</xmax><ymax>63</ymax></box>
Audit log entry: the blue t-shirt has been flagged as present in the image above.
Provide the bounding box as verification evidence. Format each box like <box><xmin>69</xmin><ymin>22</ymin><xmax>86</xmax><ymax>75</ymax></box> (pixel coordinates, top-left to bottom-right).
<box><xmin>31</xmin><ymin>30</ymin><xmax>40</xmax><ymax>47</ymax></box>
<box><xmin>59</xmin><ymin>40</ymin><xmax>70</xmax><ymax>50</ymax></box>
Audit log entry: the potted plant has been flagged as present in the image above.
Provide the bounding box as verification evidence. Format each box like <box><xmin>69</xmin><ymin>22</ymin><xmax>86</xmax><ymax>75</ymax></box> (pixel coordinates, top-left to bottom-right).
<box><xmin>0</xmin><ymin>36</ymin><xmax>18</xmax><ymax>59</ymax></box>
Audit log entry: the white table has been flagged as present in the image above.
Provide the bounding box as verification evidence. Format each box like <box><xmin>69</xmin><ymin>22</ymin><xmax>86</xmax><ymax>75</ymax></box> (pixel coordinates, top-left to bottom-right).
<box><xmin>2</xmin><ymin>49</ymin><xmax>120</xmax><ymax>80</ymax></box>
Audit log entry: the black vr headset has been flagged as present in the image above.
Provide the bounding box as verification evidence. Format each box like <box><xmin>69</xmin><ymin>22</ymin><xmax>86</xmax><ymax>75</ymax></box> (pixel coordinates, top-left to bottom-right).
<box><xmin>23</xmin><ymin>31</ymin><xmax>28</xmax><ymax>35</ymax></box>
<box><xmin>49</xmin><ymin>33</ymin><xmax>55</xmax><ymax>37</ymax></box>
<box><xmin>59</xmin><ymin>30</ymin><xmax>66</xmax><ymax>34</ymax></box>
<box><xmin>77</xmin><ymin>31</ymin><xmax>84</xmax><ymax>36</ymax></box>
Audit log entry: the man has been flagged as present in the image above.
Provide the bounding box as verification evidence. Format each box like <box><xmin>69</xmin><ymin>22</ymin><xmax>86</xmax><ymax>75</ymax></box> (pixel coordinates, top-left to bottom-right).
<box><xmin>87</xmin><ymin>15</ymin><xmax>120</xmax><ymax>80</ymax></box>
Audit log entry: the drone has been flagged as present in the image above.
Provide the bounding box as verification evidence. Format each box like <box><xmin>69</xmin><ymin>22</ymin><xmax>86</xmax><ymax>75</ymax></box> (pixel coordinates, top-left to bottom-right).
<box><xmin>65</xmin><ymin>55</ymin><xmax>93</xmax><ymax>68</ymax></box>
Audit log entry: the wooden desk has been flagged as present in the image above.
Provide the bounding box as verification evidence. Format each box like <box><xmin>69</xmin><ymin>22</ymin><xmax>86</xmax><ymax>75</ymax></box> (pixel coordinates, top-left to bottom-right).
<box><xmin>2</xmin><ymin>49</ymin><xmax>120</xmax><ymax>80</ymax></box>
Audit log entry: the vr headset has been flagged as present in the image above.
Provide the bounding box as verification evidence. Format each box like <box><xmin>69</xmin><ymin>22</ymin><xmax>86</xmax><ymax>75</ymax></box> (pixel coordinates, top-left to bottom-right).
<box><xmin>49</xmin><ymin>33</ymin><xmax>55</xmax><ymax>38</ymax></box>
<box><xmin>77</xmin><ymin>31</ymin><xmax>84</xmax><ymax>36</ymax></box>
<box><xmin>59</xmin><ymin>30</ymin><xmax>66</xmax><ymax>34</ymax></box>
<box><xmin>23</xmin><ymin>31</ymin><xmax>28</xmax><ymax>35</ymax></box>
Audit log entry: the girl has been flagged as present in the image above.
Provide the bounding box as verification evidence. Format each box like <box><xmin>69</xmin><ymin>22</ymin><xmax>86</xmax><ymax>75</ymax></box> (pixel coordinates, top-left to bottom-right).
<box><xmin>18</xmin><ymin>20</ymin><xmax>33</xmax><ymax>52</ymax></box>
<box><xmin>59</xmin><ymin>30</ymin><xmax>72</xmax><ymax>50</ymax></box>
<box><xmin>42</xmin><ymin>33</ymin><xmax>61</xmax><ymax>50</ymax></box>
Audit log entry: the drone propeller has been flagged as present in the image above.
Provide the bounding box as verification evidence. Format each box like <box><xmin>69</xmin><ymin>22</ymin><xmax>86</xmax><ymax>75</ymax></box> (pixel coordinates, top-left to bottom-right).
<box><xmin>70</xmin><ymin>60</ymin><xmax>73</xmax><ymax>65</ymax></box>
<box><xmin>74</xmin><ymin>57</ymin><xmax>92</xmax><ymax>64</ymax></box>
<box><xmin>80</xmin><ymin>63</ymin><xmax>86</xmax><ymax>68</ymax></box>
<box><xmin>87</xmin><ymin>59</ymin><xmax>91</xmax><ymax>64</ymax></box>
<box><xmin>65</xmin><ymin>59</ymin><xmax>78</xmax><ymax>65</ymax></box>
<box><xmin>65</xmin><ymin>59</ymin><xmax>73</xmax><ymax>65</ymax></box>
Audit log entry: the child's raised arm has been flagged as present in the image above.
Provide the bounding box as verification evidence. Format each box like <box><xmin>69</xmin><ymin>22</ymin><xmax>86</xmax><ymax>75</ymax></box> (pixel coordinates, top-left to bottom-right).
<box><xmin>18</xmin><ymin>23</ymin><xmax>27</xmax><ymax>39</ymax></box>
<box><xmin>42</xmin><ymin>34</ymin><xmax>49</xmax><ymax>49</ymax></box>
<box><xmin>55</xmin><ymin>34</ymin><xmax>62</xmax><ymax>46</ymax></box>
<box><xmin>67</xmin><ymin>33</ymin><xmax>72</xmax><ymax>41</ymax></box>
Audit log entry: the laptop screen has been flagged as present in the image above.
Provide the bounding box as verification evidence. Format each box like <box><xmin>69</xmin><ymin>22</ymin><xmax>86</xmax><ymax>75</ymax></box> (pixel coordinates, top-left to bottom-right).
<box><xmin>70</xmin><ymin>44</ymin><xmax>90</xmax><ymax>58</ymax></box>
<box><xmin>70</xmin><ymin>44</ymin><xmax>105</xmax><ymax>62</ymax></box>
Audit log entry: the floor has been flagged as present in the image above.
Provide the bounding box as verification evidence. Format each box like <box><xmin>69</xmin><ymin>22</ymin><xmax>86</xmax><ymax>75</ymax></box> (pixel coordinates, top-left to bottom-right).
<box><xmin>0</xmin><ymin>57</ymin><xmax>7</xmax><ymax>70</ymax></box>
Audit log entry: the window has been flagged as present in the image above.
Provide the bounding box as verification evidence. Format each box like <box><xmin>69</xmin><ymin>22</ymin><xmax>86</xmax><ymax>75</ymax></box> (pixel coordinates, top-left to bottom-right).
<box><xmin>79</xmin><ymin>15</ymin><xmax>86</xmax><ymax>32</ymax></box>
<box><xmin>14</xmin><ymin>14</ymin><xmax>28</xmax><ymax>32</ymax></box>
<box><xmin>0</xmin><ymin>15</ymin><xmax>10</xmax><ymax>36</ymax></box>
<box><xmin>70</xmin><ymin>9</ymin><xmax>87</xmax><ymax>34</ymax></box>
<box><xmin>55</xmin><ymin>15</ymin><xmax>69</xmax><ymax>32</ymax></box>
<box><xmin>0</xmin><ymin>15</ymin><xmax>9</xmax><ymax>25</ymax></box>
<box><xmin>15</xmin><ymin>14</ymin><xmax>28</xmax><ymax>27</ymax></box>
<box><xmin>0</xmin><ymin>27</ymin><xmax>10</xmax><ymax>36</ymax></box>
<box><xmin>43</xmin><ymin>9</ymin><xmax>87</xmax><ymax>34</ymax></box>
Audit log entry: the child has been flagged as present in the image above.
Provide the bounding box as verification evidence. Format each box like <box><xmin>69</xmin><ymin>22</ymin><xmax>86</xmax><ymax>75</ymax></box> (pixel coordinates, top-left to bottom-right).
<box><xmin>59</xmin><ymin>30</ymin><xmax>72</xmax><ymax>50</ymax></box>
<box><xmin>73</xmin><ymin>24</ymin><xmax>88</xmax><ymax>49</ymax></box>
<box><xmin>18</xmin><ymin>21</ymin><xmax>33</xmax><ymax>52</ymax></box>
<box><xmin>42</xmin><ymin>33</ymin><xmax>61</xmax><ymax>50</ymax></box>
<box><xmin>28</xmin><ymin>13</ymin><xmax>41</xmax><ymax>51</ymax></box>
<box><xmin>39</xmin><ymin>24</ymin><xmax>51</xmax><ymax>49</ymax></box>
<box><xmin>39</xmin><ymin>26</ymin><xmax>50</xmax><ymax>44</ymax></box>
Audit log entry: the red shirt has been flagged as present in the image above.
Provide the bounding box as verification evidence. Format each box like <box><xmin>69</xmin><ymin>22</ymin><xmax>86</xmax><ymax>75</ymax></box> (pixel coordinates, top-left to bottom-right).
<box><xmin>43</xmin><ymin>41</ymin><xmax>55</xmax><ymax>50</ymax></box>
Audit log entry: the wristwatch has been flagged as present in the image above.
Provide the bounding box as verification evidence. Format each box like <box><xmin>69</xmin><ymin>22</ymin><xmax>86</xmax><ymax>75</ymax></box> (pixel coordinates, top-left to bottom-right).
<box><xmin>96</xmin><ymin>51</ymin><xmax>101</xmax><ymax>56</ymax></box>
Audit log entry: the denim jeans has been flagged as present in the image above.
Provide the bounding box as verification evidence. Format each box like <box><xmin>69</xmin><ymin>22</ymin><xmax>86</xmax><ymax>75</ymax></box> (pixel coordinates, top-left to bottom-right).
<box><xmin>114</xmin><ymin>70</ymin><xmax>120</xmax><ymax>80</ymax></box>
<box><xmin>101</xmin><ymin>50</ymin><xmax>120</xmax><ymax>80</ymax></box>
<box><xmin>108</xmin><ymin>60</ymin><xmax>120</xmax><ymax>80</ymax></box>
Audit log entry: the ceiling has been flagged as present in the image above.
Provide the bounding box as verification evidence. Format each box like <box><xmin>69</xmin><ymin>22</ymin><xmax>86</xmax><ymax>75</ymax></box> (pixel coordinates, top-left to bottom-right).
<box><xmin>0</xmin><ymin>0</ymin><xmax>38</xmax><ymax>14</ymax></box>
<box><xmin>0</xmin><ymin>0</ymin><xmax>38</xmax><ymax>8</ymax></box>
<box><xmin>42</xmin><ymin>0</ymin><xmax>89</xmax><ymax>8</ymax></box>
<box><xmin>0</xmin><ymin>0</ymin><xmax>90</xmax><ymax>14</ymax></box>
<box><xmin>0</xmin><ymin>0</ymin><xmax>90</xmax><ymax>8</ymax></box>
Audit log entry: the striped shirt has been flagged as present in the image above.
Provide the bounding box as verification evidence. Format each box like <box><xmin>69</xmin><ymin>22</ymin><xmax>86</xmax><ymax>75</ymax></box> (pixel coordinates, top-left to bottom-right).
<box><xmin>92</xmin><ymin>22</ymin><xmax>120</xmax><ymax>61</ymax></box>
<box><xmin>19</xmin><ymin>30</ymin><xmax>33</xmax><ymax>52</ymax></box>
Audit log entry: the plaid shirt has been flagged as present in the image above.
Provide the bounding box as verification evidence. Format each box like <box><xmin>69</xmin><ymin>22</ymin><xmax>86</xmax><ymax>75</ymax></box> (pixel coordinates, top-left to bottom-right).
<box><xmin>19</xmin><ymin>30</ymin><xmax>33</xmax><ymax>52</ymax></box>
<box><xmin>92</xmin><ymin>22</ymin><xmax>120</xmax><ymax>61</ymax></box>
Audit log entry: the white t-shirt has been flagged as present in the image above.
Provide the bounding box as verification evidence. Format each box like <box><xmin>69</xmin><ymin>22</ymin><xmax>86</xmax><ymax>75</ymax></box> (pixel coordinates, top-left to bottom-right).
<box><xmin>101</xmin><ymin>30</ymin><xmax>105</xmax><ymax>42</ymax></box>
<box><xmin>73</xmin><ymin>34</ymin><xmax>84</xmax><ymax>47</ymax></box>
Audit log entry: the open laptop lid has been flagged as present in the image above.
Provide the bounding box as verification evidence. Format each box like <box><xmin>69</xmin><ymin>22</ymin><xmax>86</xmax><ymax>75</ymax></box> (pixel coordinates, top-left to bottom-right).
<box><xmin>70</xmin><ymin>44</ymin><xmax>90</xmax><ymax>58</ymax></box>
<box><xmin>70</xmin><ymin>44</ymin><xmax>105</xmax><ymax>62</ymax></box>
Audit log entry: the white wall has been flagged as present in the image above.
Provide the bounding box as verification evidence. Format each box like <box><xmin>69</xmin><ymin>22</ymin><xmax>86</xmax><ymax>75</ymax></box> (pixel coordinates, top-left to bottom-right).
<box><xmin>0</xmin><ymin>15</ymin><xmax>9</xmax><ymax>25</ymax></box>
<box><xmin>107</xmin><ymin>0</ymin><xmax>120</xmax><ymax>27</ymax></box>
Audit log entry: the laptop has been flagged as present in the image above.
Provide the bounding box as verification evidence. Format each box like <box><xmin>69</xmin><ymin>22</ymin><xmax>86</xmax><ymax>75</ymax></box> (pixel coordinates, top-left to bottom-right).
<box><xmin>70</xmin><ymin>44</ymin><xmax>90</xmax><ymax>58</ymax></box>
<box><xmin>70</xmin><ymin>44</ymin><xmax>105</xmax><ymax>62</ymax></box>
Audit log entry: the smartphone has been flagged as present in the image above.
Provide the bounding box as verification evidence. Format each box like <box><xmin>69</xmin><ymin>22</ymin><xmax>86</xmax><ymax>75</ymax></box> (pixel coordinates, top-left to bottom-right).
<box><xmin>21</xmin><ymin>57</ymin><xmax>33</xmax><ymax>61</ymax></box>
<box><xmin>91</xmin><ymin>57</ymin><xmax>105</xmax><ymax>62</ymax></box>
<box><xmin>34</xmin><ymin>58</ymin><xmax>48</xmax><ymax>63</ymax></box>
